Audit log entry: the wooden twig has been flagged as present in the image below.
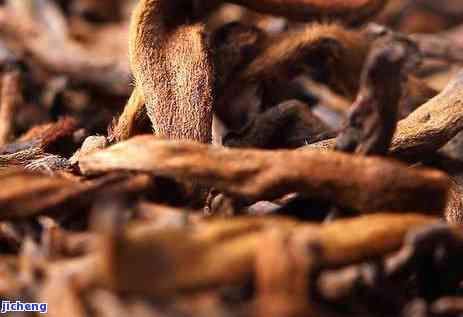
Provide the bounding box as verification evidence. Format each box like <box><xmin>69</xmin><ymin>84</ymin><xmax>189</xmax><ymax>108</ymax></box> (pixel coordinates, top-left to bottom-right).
<box><xmin>79</xmin><ymin>136</ymin><xmax>450</xmax><ymax>213</ymax></box>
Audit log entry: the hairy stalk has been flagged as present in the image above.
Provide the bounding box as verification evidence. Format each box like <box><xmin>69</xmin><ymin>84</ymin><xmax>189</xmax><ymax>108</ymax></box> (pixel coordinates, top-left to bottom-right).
<box><xmin>124</xmin><ymin>0</ymin><xmax>388</xmax><ymax>143</ymax></box>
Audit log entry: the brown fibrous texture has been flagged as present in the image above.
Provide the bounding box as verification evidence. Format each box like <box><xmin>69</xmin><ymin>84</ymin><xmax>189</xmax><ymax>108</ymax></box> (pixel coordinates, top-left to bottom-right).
<box><xmin>80</xmin><ymin>135</ymin><xmax>450</xmax><ymax>213</ymax></box>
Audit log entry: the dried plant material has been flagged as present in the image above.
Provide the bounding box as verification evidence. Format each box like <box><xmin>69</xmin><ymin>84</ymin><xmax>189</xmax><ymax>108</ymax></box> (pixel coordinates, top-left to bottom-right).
<box><xmin>401</xmin><ymin>76</ymin><xmax>438</xmax><ymax>118</ymax></box>
<box><xmin>0</xmin><ymin>3</ymin><xmax>131</xmax><ymax>95</ymax></box>
<box><xmin>309</xmin><ymin>70</ymin><xmax>463</xmax><ymax>159</ymax></box>
<box><xmin>229</xmin><ymin>0</ymin><xmax>387</xmax><ymax>25</ymax></box>
<box><xmin>390</xmin><ymin>70</ymin><xmax>463</xmax><ymax>158</ymax></box>
<box><xmin>295</xmin><ymin>77</ymin><xmax>351</xmax><ymax>113</ymax></box>
<box><xmin>0</xmin><ymin>147</ymin><xmax>43</xmax><ymax>168</ymax></box>
<box><xmin>96</xmin><ymin>216</ymin><xmax>298</xmax><ymax>297</ymax></box>
<box><xmin>0</xmin><ymin>168</ymin><xmax>152</xmax><ymax>220</ymax></box>
<box><xmin>314</xmin><ymin>222</ymin><xmax>463</xmax><ymax>315</ymax></box>
<box><xmin>96</xmin><ymin>213</ymin><xmax>437</xmax><ymax>297</ymax></box>
<box><xmin>1</xmin><ymin>117</ymin><xmax>78</xmax><ymax>155</ymax></box>
<box><xmin>0</xmin><ymin>117</ymin><xmax>78</xmax><ymax>169</ymax></box>
<box><xmin>446</xmin><ymin>182</ymin><xmax>463</xmax><ymax>224</ymax></box>
<box><xmin>80</xmin><ymin>136</ymin><xmax>449</xmax><ymax>213</ymax></box>
<box><xmin>125</xmin><ymin>2</ymin><xmax>386</xmax><ymax>141</ymax></box>
<box><xmin>1</xmin><ymin>1</ymin><xmax>463</xmax><ymax>315</ymax></box>
<box><xmin>25</xmin><ymin>154</ymin><xmax>72</xmax><ymax>174</ymax></box>
<box><xmin>216</xmin><ymin>24</ymin><xmax>368</xmax><ymax>129</ymax></box>
<box><xmin>109</xmin><ymin>87</ymin><xmax>147</xmax><ymax>142</ymax></box>
<box><xmin>70</xmin><ymin>135</ymin><xmax>108</xmax><ymax>165</ymax></box>
<box><xmin>0</xmin><ymin>70</ymin><xmax>22</xmax><ymax>147</ymax></box>
<box><xmin>426</xmin><ymin>154</ymin><xmax>463</xmax><ymax>224</ymax></box>
<box><xmin>211</xmin><ymin>22</ymin><xmax>265</xmax><ymax>98</ymax></box>
<box><xmin>0</xmin><ymin>168</ymin><xmax>88</xmax><ymax>219</ymax></box>
<box><xmin>129</xmin><ymin>0</ymin><xmax>214</xmax><ymax>142</ymax></box>
<box><xmin>223</xmin><ymin>100</ymin><xmax>334</xmax><ymax>149</ymax></box>
<box><xmin>305</xmin><ymin>214</ymin><xmax>440</xmax><ymax>266</ymax></box>
<box><xmin>254</xmin><ymin>229</ymin><xmax>311</xmax><ymax>317</ymax></box>
<box><xmin>412</xmin><ymin>34</ymin><xmax>463</xmax><ymax>64</ymax></box>
<box><xmin>38</xmin><ymin>273</ymin><xmax>86</xmax><ymax>317</ymax></box>
<box><xmin>335</xmin><ymin>37</ymin><xmax>414</xmax><ymax>155</ymax></box>
<box><xmin>240</xmin><ymin>23</ymin><xmax>366</xmax><ymax>98</ymax></box>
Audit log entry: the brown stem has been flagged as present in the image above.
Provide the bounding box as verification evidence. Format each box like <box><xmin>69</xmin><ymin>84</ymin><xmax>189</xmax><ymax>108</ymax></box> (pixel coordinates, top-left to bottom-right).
<box><xmin>127</xmin><ymin>0</ymin><xmax>388</xmax><ymax>143</ymax></box>
<box><xmin>95</xmin><ymin>213</ymin><xmax>437</xmax><ymax>297</ymax></box>
<box><xmin>335</xmin><ymin>37</ymin><xmax>413</xmax><ymax>155</ymax></box>
<box><xmin>228</xmin><ymin>0</ymin><xmax>388</xmax><ymax>25</ymax></box>
<box><xmin>129</xmin><ymin>0</ymin><xmax>214</xmax><ymax>142</ymax></box>
<box><xmin>79</xmin><ymin>136</ymin><xmax>450</xmax><ymax>213</ymax></box>
<box><xmin>308</xmin><ymin>70</ymin><xmax>463</xmax><ymax>160</ymax></box>
<box><xmin>0</xmin><ymin>70</ymin><xmax>22</xmax><ymax>147</ymax></box>
<box><xmin>108</xmin><ymin>87</ymin><xmax>146</xmax><ymax>143</ymax></box>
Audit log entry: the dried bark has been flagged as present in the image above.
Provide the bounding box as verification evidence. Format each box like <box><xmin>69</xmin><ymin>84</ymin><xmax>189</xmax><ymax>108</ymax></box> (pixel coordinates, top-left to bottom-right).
<box><xmin>80</xmin><ymin>136</ymin><xmax>450</xmax><ymax>213</ymax></box>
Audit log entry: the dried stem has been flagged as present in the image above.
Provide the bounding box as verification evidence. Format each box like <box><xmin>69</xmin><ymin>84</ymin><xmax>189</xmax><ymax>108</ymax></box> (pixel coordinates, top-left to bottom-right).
<box><xmin>0</xmin><ymin>70</ymin><xmax>21</xmax><ymax>147</ymax></box>
<box><xmin>309</xmin><ymin>70</ymin><xmax>463</xmax><ymax>159</ymax></box>
<box><xmin>96</xmin><ymin>213</ymin><xmax>437</xmax><ymax>297</ymax></box>
<box><xmin>129</xmin><ymin>0</ymin><xmax>214</xmax><ymax>142</ymax></box>
<box><xmin>79</xmin><ymin>136</ymin><xmax>450</xmax><ymax>213</ymax></box>
<box><xmin>109</xmin><ymin>87</ymin><xmax>146</xmax><ymax>143</ymax></box>
<box><xmin>125</xmin><ymin>0</ymin><xmax>388</xmax><ymax>143</ymax></box>
<box><xmin>228</xmin><ymin>0</ymin><xmax>388</xmax><ymax>25</ymax></box>
<box><xmin>335</xmin><ymin>37</ymin><xmax>414</xmax><ymax>155</ymax></box>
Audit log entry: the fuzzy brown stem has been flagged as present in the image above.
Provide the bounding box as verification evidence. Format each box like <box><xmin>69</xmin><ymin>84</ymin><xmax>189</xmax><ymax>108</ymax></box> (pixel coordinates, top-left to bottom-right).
<box><xmin>109</xmin><ymin>87</ymin><xmax>146</xmax><ymax>143</ymax></box>
<box><xmin>130</xmin><ymin>0</ymin><xmax>214</xmax><ymax>143</ymax></box>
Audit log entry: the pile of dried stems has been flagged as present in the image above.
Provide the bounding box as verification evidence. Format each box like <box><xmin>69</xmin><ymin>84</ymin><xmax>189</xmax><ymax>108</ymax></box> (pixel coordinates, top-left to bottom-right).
<box><xmin>1</xmin><ymin>0</ymin><xmax>463</xmax><ymax>316</ymax></box>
